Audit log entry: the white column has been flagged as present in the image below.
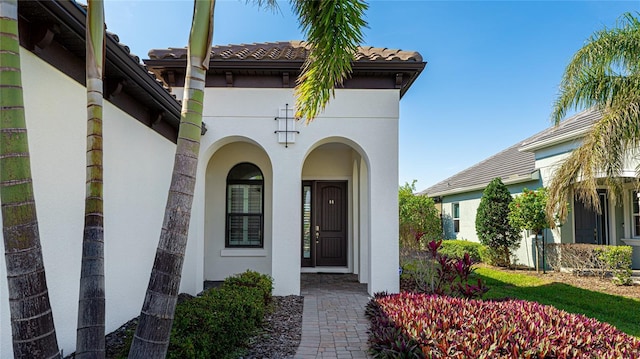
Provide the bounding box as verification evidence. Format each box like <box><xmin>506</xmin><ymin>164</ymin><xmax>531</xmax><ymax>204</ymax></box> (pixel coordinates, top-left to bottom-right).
<box><xmin>359</xmin><ymin>160</ymin><xmax>370</xmax><ymax>285</ymax></box>
<box><xmin>352</xmin><ymin>159</ymin><xmax>360</xmax><ymax>276</ymax></box>
<box><xmin>367</xmin><ymin>150</ymin><xmax>399</xmax><ymax>294</ymax></box>
<box><xmin>271</xmin><ymin>154</ymin><xmax>302</xmax><ymax>295</ymax></box>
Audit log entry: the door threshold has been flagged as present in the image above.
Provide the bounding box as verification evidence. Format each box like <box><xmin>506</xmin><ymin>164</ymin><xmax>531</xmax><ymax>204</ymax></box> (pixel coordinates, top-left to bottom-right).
<box><xmin>301</xmin><ymin>267</ymin><xmax>351</xmax><ymax>274</ymax></box>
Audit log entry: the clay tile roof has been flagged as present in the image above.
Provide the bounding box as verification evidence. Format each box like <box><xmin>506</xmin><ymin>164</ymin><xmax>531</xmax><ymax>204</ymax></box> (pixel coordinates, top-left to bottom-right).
<box><xmin>107</xmin><ymin>32</ymin><xmax>140</xmax><ymax>64</ymax></box>
<box><xmin>148</xmin><ymin>40</ymin><xmax>423</xmax><ymax>63</ymax></box>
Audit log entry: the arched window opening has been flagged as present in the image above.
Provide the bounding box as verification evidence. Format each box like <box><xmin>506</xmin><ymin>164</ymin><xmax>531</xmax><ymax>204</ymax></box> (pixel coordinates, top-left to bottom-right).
<box><xmin>226</xmin><ymin>163</ymin><xmax>264</xmax><ymax>247</ymax></box>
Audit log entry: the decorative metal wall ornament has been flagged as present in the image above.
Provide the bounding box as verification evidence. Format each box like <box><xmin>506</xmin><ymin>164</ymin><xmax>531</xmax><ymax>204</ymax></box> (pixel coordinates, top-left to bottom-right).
<box><xmin>274</xmin><ymin>103</ymin><xmax>299</xmax><ymax>148</ymax></box>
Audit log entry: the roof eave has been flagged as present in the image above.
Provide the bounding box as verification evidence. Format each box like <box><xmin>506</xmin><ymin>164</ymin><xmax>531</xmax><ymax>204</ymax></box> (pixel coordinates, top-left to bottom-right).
<box><xmin>519</xmin><ymin>127</ymin><xmax>590</xmax><ymax>153</ymax></box>
<box><xmin>425</xmin><ymin>170</ymin><xmax>540</xmax><ymax>198</ymax></box>
<box><xmin>40</xmin><ymin>1</ymin><xmax>182</xmax><ymax>131</ymax></box>
<box><xmin>144</xmin><ymin>57</ymin><xmax>426</xmax><ymax>96</ymax></box>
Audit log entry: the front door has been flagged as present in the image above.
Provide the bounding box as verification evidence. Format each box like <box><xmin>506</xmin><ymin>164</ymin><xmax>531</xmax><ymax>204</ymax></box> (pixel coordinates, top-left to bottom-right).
<box><xmin>301</xmin><ymin>181</ymin><xmax>347</xmax><ymax>267</ymax></box>
<box><xmin>574</xmin><ymin>190</ymin><xmax>609</xmax><ymax>245</ymax></box>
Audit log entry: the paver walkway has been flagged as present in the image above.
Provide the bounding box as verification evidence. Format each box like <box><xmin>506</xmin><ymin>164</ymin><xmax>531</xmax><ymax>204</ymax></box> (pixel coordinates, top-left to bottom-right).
<box><xmin>294</xmin><ymin>274</ymin><xmax>372</xmax><ymax>359</ymax></box>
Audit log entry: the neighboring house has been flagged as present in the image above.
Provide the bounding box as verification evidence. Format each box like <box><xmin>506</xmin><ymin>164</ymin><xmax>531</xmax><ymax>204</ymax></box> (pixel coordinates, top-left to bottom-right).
<box><xmin>421</xmin><ymin>109</ymin><xmax>640</xmax><ymax>270</ymax></box>
<box><xmin>1</xmin><ymin>1</ymin><xmax>425</xmax><ymax>356</ymax></box>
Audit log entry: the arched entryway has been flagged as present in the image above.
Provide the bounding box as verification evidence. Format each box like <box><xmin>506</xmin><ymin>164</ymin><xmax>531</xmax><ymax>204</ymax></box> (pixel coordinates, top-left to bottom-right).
<box><xmin>300</xmin><ymin>140</ymin><xmax>371</xmax><ymax>285</ymax></box>
<box><xmin>203</xmin><ymin>139</ymin><xmax>273</xmax><ymax>282</ymax></box>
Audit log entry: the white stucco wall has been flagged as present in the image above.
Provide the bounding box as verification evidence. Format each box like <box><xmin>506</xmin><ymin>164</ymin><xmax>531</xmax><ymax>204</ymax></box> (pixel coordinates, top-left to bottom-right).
<box><xmin>1</xmin><ymin>48</ymin><xmax>175</xmax><ymax>357</ymax></box>
<box><xmin>186</xmin><ymin>87</ymin><xmax>400</xmax><ymax>295</ymax></box>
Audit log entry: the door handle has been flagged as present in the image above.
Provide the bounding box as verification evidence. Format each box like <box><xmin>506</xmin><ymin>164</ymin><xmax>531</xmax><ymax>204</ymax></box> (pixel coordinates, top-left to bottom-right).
<box><xmin>315</xmin><ymin>225</ymin><xmax>320</xmax><ymax>243</ymax></box>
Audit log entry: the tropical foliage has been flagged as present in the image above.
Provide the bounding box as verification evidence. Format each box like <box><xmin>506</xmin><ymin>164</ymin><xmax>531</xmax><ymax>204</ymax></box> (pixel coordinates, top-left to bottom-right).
<box><xmin>292</xmin><ymin>0</ymin><xmax>368</xmax><ymax>122</ymax></box>
<box><xmin>399</xmin><ymin>181</ymin><xmax>441</xmax><ymax>249</ymax></box>
<box><xmin>400</xmin><ymin>240</ymin><xmax>488</xmax><ymax>299</ymax></box>
<box><xmin>476</xmin><ymin>266</ymin><xmax>640</xmax><ymax>337</ymax></box>
<box><xmin>0</xmin><ymin>0</ymin><xmax>61</xmax><ymax>356</ymax></box>
<box><xmin>546</xmin><ymin>13</ymin><xmax>640</xmax><ymax>222</ymax></box>
<box><xmin>367</xmin><ymin>292</ymin><xmax>640</xmax><ymax>358</ymax></box>
<box><xmin>475</xmin><ymin>178</ymin><xmax>520</xmax><ymax>267</ymax></box>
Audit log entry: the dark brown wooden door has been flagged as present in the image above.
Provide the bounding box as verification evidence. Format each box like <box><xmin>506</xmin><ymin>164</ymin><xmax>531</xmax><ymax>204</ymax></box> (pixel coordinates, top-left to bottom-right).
<box><xmin>315</xmin><ymin>182</ymin><xmax>347</xmax><ymax>266</ymax></box>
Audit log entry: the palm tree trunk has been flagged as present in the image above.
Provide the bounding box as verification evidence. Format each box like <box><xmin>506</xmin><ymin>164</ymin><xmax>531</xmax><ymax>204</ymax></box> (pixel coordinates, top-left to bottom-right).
<box><xmin>0</xmin><ymin>0</ymin><xmax>61</xmax><ymax>357</ymax></box>
<box><xmin>76</xmin><ymin>1</ymin><xmax>106</xmax><ymax>357</ymax></box>
<box><xmin>128</xmin><ymin>1</ymin><xmax>214</xmax><ymax>357</ymax></box>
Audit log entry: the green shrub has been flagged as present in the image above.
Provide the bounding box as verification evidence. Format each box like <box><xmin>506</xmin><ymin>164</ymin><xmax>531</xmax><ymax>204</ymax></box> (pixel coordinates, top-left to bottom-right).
<box><xmin>596</xmin><ymin>246</ymin><xmax>633</xmax><ymax>285</ymax></box>
<box><xmin>112</xmin><ymin>271</ymin><xmax>273</xmax><ymax>359</ymax></box>
<box><xmin>399</xmin><ymin>180</ymin><xmax>442</xmax><ymax>250</ymax></box>
<box><xmin>439</xmin><ymin>240</ymin><xmax>483</xmax><ymax>262</ymax></box>
<box><xmin>478</xmin><ymin>245</ymin><xmax>501</xmax><ymax>265</ymax></box>
<box><xmin>167</xmin><ymin>285</ymin><xmax>265</xmax><ymax>359</ymax></box>
<box><xmin>221</xmin><ymin>269</ymin><xmax>273</xmax><ymax>305</ymax></box>
<box><xmin>475</xmin><ymin>178</ymin><xmax>520</xmax><ymax>267</ymax></box>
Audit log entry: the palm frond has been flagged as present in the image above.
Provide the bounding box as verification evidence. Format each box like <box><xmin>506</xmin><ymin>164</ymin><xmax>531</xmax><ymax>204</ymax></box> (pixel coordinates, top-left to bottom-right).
<box><xmin>292</xmin><ymin>0</ymin><xmax>368</xmax><ymax>122</ymax></box>
<box><xmin>547</xmin><ymin>12</ymin><xmax>640</xmax><ymax>224</ymax></box>
<box><xmin>552</xmin><ymin>12</ymin><xmax>640</xmax><ymax>123</ymax></box>
<box><xmin>246</xmin><ymin>0</ymin><xmax>280</xmax><ymax>14</ymax></box>
<box><xmin>546</xmin><ymin>102</ymin><xmax>640</xmax><ymax>223</ymax></box>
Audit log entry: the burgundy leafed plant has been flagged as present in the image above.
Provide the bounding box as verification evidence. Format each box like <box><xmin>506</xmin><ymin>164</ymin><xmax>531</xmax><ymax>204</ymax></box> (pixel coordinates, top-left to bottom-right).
<box><xmin>367</xmin><ymin>292</ymin><xmax>640</xmax><ymax>359</ymax></box>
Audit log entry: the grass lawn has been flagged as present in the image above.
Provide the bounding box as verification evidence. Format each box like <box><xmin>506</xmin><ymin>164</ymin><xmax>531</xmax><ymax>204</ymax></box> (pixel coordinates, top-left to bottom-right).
<box><xmin>474</xmin><ymin>266</ymin><xmax>640</xmax><ymax>337</ymax></box>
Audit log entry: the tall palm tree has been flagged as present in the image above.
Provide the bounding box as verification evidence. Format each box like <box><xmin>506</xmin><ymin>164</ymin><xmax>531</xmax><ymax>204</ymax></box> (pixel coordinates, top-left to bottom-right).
<box><xmin>0</xmin><ymin>0</ymin><xmax>61</xmax><ymax>357</ymax></box>
<box><xmin>546</xmin><ymin>13</ymin><xmax>640</xmax><ymax>223</ymax></box>
<box><xmin>76</xmin><ymin>0</ymin><xmax>106</xmax><ymax>357</ymax></box>
<box><xmin>127</xmin><ymin>1</ymin><xmax>215</xmax><ymax>357</ymax></box>
<box><xmin>129</xmin><ymin>0</ymin><xmax>367</xmax><ymax>357</ymax></box>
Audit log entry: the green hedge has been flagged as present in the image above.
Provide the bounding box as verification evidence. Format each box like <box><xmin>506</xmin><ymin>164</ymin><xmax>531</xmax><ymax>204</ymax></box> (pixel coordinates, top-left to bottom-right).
<box><xmin>222</xmin><ymin>269</ymin><xmax>273</xmax><ymax>306</ymax></box>
<box><xmin>167</xmin><ymin>270</ymin><xmax>273</xmax><ymax>359</ymax></box>
<box><xmin>115</xmin><ymin>270</ymin><xmax>273</xmax><ymax>359</ymax></box>
<box><xmin>167</xmin><ymin>285</ymin><xmax>265</xmax><ymax>359</ymax></box>
<box><xmin>439</xmin><ymin>239</ymin><xmax>484</xmax><ymax>262</ymax></box>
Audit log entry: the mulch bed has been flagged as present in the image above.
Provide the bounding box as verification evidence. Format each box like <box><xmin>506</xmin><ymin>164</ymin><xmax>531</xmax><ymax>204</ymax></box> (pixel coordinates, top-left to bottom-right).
<box><xmin>67</xmin><ymin>295</ymin><xmax>304</xmax><ymax>359</ymax></box>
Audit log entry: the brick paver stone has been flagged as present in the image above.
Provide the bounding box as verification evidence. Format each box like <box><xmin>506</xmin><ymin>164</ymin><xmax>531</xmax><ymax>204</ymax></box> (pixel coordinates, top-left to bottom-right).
<box><xmin>293</xmin><ymin>274</ymin><xmax>372</xmax><ymax>359</ymax></box>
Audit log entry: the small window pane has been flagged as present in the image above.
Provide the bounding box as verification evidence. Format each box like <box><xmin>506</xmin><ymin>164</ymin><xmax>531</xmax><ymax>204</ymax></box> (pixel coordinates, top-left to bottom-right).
<box><xmin>228</xmin><ymin>215</ymin><xmax>262</xmax><ymax>246</ymax></box>
<box><xmin>453</xmin><ymin>203</ymin><xmax>460</xmax><ymax>219</ymax></box>
<box><xmin>302</xmin><ymin>185</ymin><xmax>312</xmax><ymax>259</ymax></box>
<box><xmin>227</xmin><ymin>184</ymin><xmax>262</xmax><ymax>214</ymax></box>
<box><xmin>453</xmin><ymin>203</ymin><xmax>460</xmax><ymax>233</ymax></box>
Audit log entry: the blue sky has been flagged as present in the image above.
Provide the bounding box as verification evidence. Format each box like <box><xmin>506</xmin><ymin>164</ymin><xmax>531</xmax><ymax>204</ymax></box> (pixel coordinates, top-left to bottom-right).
<box><xmin>102</xmin><ymin>0</ymin><xmax>640</xmax><ymax>191</ymax></box>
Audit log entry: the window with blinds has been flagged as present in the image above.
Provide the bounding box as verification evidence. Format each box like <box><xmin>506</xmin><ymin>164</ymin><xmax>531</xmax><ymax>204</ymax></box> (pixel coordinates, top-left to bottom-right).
<box><xmin>226</xmin><ymin>163</ymin><xmax>264</xmax><ymax>247</ymax></box>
